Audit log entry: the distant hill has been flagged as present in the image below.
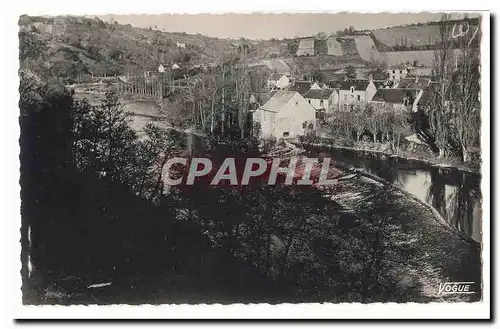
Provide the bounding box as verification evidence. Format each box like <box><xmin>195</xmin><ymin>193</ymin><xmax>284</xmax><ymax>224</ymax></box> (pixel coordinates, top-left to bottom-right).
<box><xmin>18</xmin><ymin>15</ymin><xmax>481</xmax><ymax>83</ymax></box>
<box><xmin>18</xmin><ymin>15</ymin><xmax>239</xmax><ymax>82</ymax></box>
<box><xmin>370</xmin><ymin>17</ymin><xmax>481</xmax><ymax>51</ymax></box>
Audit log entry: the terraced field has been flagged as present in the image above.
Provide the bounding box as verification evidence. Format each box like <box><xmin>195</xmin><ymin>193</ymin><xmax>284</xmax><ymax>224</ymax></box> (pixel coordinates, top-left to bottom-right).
<box><xmin>371</xmin><ymin>18</ymin><xmax>480</xmax><ymax>51</ymax></box>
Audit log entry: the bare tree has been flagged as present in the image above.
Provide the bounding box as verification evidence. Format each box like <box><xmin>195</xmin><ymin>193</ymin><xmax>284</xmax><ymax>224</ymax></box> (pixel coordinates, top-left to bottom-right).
<box><xmin>351</xmin><ymin>108</ymin><xmax>367</xmax><ymax>142</ymax></box>
<box><xmin>449</xmin><ymin>27</ymin><xmax>481</xmax><ymax>162</ymax></box>
<box><xmin>366</xmin><ymin>105</ymin><xmax>382</xmax><ymax>143</ymax></box>
<box><xmin>391</xmin><ymin>111</ymin><xmax>411</xmax><ymax>154</ymax></box>
<box><xmin>429</xmin><ymin>14</ymin><xmax>481</xmax><ymax>161</ymax></box>
<box><xmin>431</xmin><ymin>14</ymin><xmax>456</xmax><ymax>158</ymax></box>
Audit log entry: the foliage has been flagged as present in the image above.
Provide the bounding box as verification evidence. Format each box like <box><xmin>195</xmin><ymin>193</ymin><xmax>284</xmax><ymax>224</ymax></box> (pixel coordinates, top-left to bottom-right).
<box><xmin>18</xmin><ymin>15</ymin><xmax>237</xmax><ymax>81</ymax></box>
<box><xmin>311</xmin><ymin>70</ymin><xmax>326</xmax><ymax>83</ymax></box>
<box><xmin>325</xmin><ymin>104</ymin><xmax>412</xmax><ymax>151</ymax></box>
<box><xmin>412</xmin><ymin>14</ymin><xmax>481</xmax><ymax>162</ymax></box>
<box><xmin>19</xmin><ymin>31</ymin><xmax>47</xmax><ymax>61</ymax></box>
<box><xmin>345</xmin><ymin>65</ymin><xmax>356</xmax><ymax>79</ymax></box>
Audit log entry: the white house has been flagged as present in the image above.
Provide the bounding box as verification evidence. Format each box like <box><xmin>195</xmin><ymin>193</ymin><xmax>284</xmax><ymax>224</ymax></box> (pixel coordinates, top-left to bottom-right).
<box><xmin>370</xmin><ymin>88</ymin><xmax>423</xmax><ymax>112</ymax></box>
<box><xmin>253</xmin><ymin>91</ymin><xmax>316</xmax><ymax>138</ymax></box>
<box><xmin>304</xmin><ymin>88</ymin><xmax>337</xmax><ymax>113</ymax></box>
<box><xmin>310</xmin><ymin>82</ymin><xmax>322</xmax><ymax>90</ymax></box>
<box><xmin>268</xmin><ymin>74</ymin><xmax>291</xmax><ymax>90</ymax></box>
<box><xmin>176</xmin><ymin>42</ymin><xmax>186</xmax><ymax>48</ymax></box>
<box><xmin>338</xmin><ymin>80</ymin><xmax>377</xmax><ymax>111</ymax></box>
<box><xmin>286</xmin><ymin>81</ymin><xmax>313</xmax><ymax>96</ymax></box>
<box><xmin>387</xmin><ymin>66</ymin><xmax>410</xmax><ymax>83</ymax></box>
<box><xmin>407</xmin><ymin>66</ymin><xmax>435</xmax><ymax>77</ymax></box>
<box><xmin>158</xmin><ymin>63</ymin><xmax>180</xmax><ymax>73</ymax></box>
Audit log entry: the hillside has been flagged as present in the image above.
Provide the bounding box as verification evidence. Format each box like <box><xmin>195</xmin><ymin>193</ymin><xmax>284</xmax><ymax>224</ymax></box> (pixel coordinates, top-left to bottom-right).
<box><xmin>18</xmin><ymin>15</ymin><xmax>482</xmax><ymax>84</ymax></box>
<box><xmin>18</xmin><ymin>15</ymin><xmax>239</xmax><ymax>82</ymax></box>
<box><xmin>371</xmin><ymin>17</ymin><xmax>480</xmax><ymax>51</ymax></box>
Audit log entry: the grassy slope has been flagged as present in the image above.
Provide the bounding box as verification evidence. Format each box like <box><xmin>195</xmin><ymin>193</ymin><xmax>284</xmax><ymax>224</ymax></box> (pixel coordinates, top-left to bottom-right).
<box><xmin>332</xmin><ymin>174</ymin><xmax>482</xmax><ymax>302</ymax></box>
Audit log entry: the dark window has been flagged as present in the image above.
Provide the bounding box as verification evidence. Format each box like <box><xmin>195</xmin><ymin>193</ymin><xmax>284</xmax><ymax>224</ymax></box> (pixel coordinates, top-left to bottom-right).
<box><xmin>283</xmin><ymin>132</ymin><xmax>290</xmax><ymax>137</ymax></box>
<box><xmin>392</xmin><ymin>70</ymin><xmax>395</xmax><ymax>74</ymax></box>
<box><xmin>320</xmin><ymin>100</ymin><xmax>324</xmax><ymax>107</ymax></box>
<box><xmin>357</xmin><ymin>95</ymin><xmax>361</xmax><ymax>101</ymax></box>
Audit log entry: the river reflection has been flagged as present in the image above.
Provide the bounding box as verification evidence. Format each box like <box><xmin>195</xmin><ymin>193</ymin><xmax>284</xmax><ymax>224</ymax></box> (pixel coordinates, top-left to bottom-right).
<box><xmin>306</xmin><ymin>146</ymin><xmax>482</xmax><ymax>243</ymax></box>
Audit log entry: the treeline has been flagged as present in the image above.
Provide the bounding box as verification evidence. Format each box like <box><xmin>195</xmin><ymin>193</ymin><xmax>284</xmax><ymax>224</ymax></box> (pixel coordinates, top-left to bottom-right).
<box><xmin>311</xmin><ymin>105</ymin><xmax>413</xmax><ymax>155</ymax></box>
<box><xmin>164</xmin><ymin>58</ymin><xmax>254</xmax><ymax>137</ymax></box>
<box><xmin>412</xmin><ymin>15</ymin><xmax>481</xmax><ymax>163</ymax></box>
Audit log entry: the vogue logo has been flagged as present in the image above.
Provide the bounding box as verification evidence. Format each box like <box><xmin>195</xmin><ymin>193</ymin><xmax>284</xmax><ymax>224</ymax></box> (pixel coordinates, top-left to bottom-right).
<box><xmin>162</xmin><ymin>157</ymin><xmax>341</xmax><ymax>186</ymax></box>
<box><xmin>438</xmin><ymin>282</ymin><xmax>476</xmax><ymax>295</ymax></box>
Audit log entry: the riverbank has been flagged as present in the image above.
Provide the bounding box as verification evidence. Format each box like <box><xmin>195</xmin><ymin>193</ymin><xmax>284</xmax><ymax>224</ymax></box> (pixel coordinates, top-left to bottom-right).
<box><xmin>327</xmin><ymin>169</ymin><xmax>481</xmax><ymax>302</ymax></box>
<box><xmin>299</xmin><ymin>140</ymin><xmax>481</xmax><ymax>175</ymax></box>
<box><xmin>264</xmin><ymin>141</ymin><xmax>482</xmax><ymax>301</ymax></box>
<box><xmin>338</xmin><ymin>162</ymin><xmax>479</xmax><ymax>245</ymax></box>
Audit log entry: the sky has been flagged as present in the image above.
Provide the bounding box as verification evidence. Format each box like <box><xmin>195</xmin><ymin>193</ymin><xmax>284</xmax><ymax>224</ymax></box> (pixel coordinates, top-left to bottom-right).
<box><xmin>100</xmin><ymin>12</ymin><xmax>478</xmax><ymax>40</ymax></box>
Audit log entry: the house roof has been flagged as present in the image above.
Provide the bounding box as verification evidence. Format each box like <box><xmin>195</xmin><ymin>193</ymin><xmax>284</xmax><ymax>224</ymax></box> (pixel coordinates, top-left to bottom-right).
<box><xmin>287</xmin><ymin>81</ymin><xmax>312</xmax><ymax>96</ymax></box>
<box><xmin>371</xmin><ymin>72</ymin><xmax>388</xmax><ymax>80</ymax></box>
<box><xmin>418</xmin><ymin>89</ymin><xmax>434</xmax><ymax>106</ymax></box>
<box><xmin>340</xmin><ymin>79</ymin><xmax>370</xmax><ymax>91</ymax></box>
<box><xmin>247</xmin><ymin>59</ymin><xmax>293</xmax><ymax>74</ymax></box>
<box><xmin>260</xmin><ymin>91</ymin><xmax>300</xmax><ymax>112</ymax></box>
<box><xmin>269</xmin><ymin>73</ymin><xmax>288</xmax><ymax>80</ymax></box>
<box><xmin>399</xmin><ymin>77</ymin><xmax>431</xmax><ymax>89</ymax></box>
<box><xmin>409</xmin><ymin>67</ymin><xmax>435</xmax><ymax>77</ymax></box>
<box><xmin>398</xmin><ymin>77</ymin><xmax>416</xmax><ymax>88</ymax></box>
<box><xmin>372</xmin><ymin>80</ymin><xmax>388</xmax><ymax>89</ymax></box>
<box><xmin>304</xmin><ymin>88</ymin><xmax>335</xmax><ymax>100</ymax></box>
<box><xmin>413</xmin><ymin>78</ymin><xmax>431</xmax><ymax>89</ymax></box>
<box><xmin>326</xmin><ymin>79</ymin><xmax>344</xmax><ymax>89</ymax></box>
<box><xmin>252</xmin><ymin>91</ymin><xmax>278</xmax><ymax>105</ymax></box>
<box><xmin>371</xmin><ymin>88</ymin><xmax>419</xmax><ymax>104</ymax></box>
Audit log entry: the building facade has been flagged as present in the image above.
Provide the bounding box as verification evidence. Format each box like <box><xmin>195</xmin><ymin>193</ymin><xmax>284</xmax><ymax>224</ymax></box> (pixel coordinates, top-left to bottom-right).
<box><xmin>370</xmin><ymin>88</ymin><xmax>424</xmax><ymax>112</ymax></box>
<box><xmin>268</xmin><ymin>74</ymin><xmax>291</xmax><ymax>90</ymax></box>
<box><xmin>387</xmin><ymin>66</ymin><xmax>410</xmax><ymax>83</ymax></box>
<box><xmin>304</xmin><ymin>89</ymin><xmax>337</xmax><ymax>113</ymax></box>
<box><xmin>253</xmin><ymin>91</ymin><xmax>316</xmax><ymax>138</ymax></box>
<box><xmin>338</xmin><ymin>80</ymin><xmax>377</xmax><ymax>111</ymax></box>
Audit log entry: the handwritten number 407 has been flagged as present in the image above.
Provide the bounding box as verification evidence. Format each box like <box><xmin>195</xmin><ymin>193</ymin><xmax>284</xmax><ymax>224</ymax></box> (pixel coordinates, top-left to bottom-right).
<box><xmin>451</xmin><ymin>22</ymin><xmax>480</xmax><ymax>46</ymax></box>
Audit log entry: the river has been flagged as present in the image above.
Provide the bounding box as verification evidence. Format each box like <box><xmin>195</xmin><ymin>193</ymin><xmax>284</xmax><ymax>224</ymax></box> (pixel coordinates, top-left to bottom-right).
<box><xmin>304</xmin><ymin>145</ymin><xmax>482</xmax><ymax>243</ymax></box>
<box><xmin>77</xmin><ymin>91</ymin><xmax>482</xmax><ymax>243</ymax></box>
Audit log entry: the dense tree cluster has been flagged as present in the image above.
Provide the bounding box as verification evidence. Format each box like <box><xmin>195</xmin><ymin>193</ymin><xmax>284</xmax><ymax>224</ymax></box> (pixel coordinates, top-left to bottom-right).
<box><xmin>323</xmin><ymin>106</ymin><xmax>413</xmax><ymax>155</ymax></box>
<box><xmin>411</xmin><ymin>15</ymin><xmax>481</xmax><ymax>163</ymax></box>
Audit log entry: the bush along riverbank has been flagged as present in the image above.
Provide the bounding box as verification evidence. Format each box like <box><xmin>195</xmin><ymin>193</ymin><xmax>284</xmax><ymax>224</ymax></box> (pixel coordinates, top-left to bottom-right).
<box><xmin>319</xmin><ymin>166</ymin><xmax>482</xmax><ymax>302</ymax></box>
<box><xmin>297</xmin><ymin>136</ymin><xmax>481</xmax><ymax>174</ymax></box>
<box><xmin>263</xmin><ymin>140</ymin><xmax>481</xmax><ymax>302</ymax></box>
